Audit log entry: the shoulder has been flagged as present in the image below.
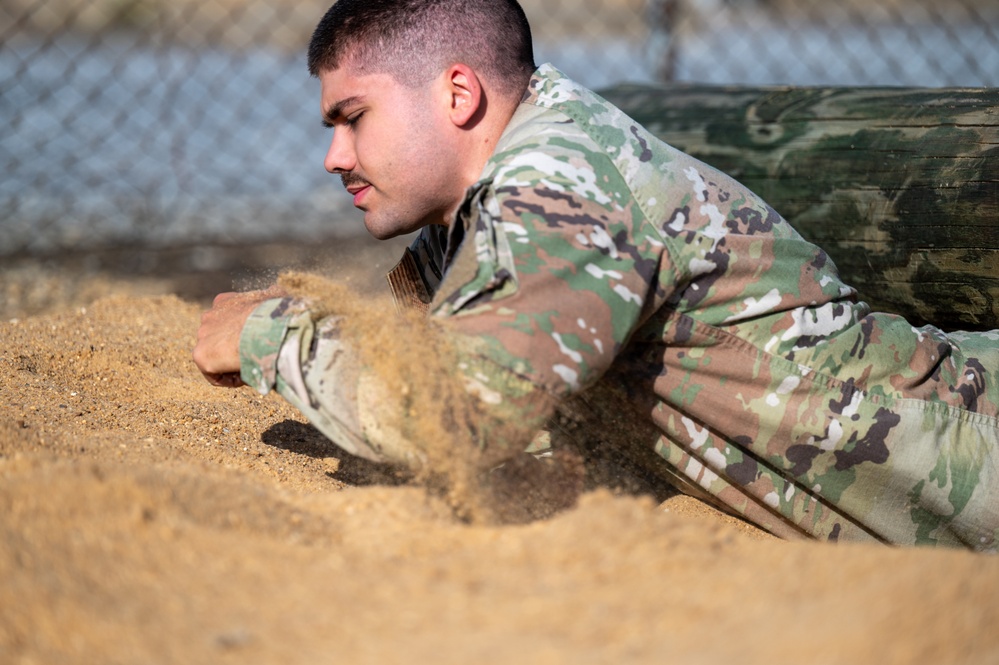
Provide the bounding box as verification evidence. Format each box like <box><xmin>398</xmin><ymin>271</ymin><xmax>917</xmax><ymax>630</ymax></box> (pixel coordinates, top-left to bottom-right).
<box><xmin>484</xmin><ymin>105</ymin><xmax>634</xmax><ymax>218</ymax></box>
<box><xmin>492</xmin><ymin>65</ymin><xmax>698</xmax><ymax>228</ymax></box>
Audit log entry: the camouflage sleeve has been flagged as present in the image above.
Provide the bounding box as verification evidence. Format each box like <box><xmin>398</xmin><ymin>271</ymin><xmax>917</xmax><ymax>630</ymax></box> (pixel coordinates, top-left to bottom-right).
<box><xmin>239</xmin><ymin>297</ymin><xmax>426</xmax><ymax>468</ymax></box>
<box><xmin>431</xmin><ymin>175</ymin><xmax>670</xmax><ymax>450</ymax></box>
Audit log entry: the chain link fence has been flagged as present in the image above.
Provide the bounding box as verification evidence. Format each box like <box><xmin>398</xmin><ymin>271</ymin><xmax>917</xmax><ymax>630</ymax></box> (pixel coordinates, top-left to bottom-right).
<box><xmin>2</xmin><ymin>0</ymin><xmax>997</xmax><ymax>258</ymax></box>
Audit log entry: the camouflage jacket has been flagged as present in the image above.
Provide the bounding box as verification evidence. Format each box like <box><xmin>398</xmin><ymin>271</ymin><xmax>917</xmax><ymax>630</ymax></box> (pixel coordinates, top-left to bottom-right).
<box><xmin>241</xmin><ymin>64</ymin><xmax>999</xmax><ymax>551</ymax></box>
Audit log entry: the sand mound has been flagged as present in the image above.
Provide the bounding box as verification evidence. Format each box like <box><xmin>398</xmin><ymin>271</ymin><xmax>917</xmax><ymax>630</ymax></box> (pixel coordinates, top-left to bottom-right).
<box><xmin>2</xmin><ymin>289</ymin><xmax>998</xmax><ymax>664</ymax></box>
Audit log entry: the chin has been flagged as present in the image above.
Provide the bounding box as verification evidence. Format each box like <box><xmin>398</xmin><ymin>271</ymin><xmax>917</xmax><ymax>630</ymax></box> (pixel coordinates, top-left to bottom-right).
<box><xmin>364</xmin><ymin>215</ymin><xmax>423</xmax><ymax>241</ymax></box>
<box><xmin>364</xmin><ymin>222</ymin><xmax>400</xmax><ymax>241</ymax></box>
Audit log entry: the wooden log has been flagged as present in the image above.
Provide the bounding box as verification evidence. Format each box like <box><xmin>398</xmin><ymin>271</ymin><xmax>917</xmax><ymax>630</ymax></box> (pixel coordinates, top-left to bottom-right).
<box><xmin>601</xmin><ymin>84</ymin><xmax>999</xmax><ymax>331</ymax></box>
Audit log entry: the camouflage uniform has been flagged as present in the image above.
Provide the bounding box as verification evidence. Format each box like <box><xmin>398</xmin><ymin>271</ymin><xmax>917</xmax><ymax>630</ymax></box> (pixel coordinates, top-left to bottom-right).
<box><xmin>241</xmin><ymin>64</ymin><xmax>999</xmax><ymax>551</ymax></box>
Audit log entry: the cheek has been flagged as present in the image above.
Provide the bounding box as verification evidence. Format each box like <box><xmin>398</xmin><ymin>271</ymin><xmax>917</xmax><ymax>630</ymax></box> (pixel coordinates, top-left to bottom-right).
<box><xmin>358</xmin><ymin>129</ymin><xmax>393</xmax><ymax>172</ymax></box>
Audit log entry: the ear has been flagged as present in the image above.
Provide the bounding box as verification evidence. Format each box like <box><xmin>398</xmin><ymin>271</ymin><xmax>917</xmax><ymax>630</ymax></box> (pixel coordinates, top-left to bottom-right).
<box><xmin>444</xmin><ymin>64</ymin><xmax>483</xmax><ymax>128</ymax></box>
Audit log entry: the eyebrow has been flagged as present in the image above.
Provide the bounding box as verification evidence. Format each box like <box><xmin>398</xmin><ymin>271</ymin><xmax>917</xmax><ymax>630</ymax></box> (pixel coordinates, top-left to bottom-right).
<box><xmin>322</xmin><ymin>95</ymin><xmax>364</xmax><ymax>128</ymax></box>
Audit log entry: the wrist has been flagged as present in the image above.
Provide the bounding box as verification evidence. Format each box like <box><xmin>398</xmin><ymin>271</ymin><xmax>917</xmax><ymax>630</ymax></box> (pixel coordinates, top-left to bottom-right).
<box><xmin>238</xmin><ymin>297</ymin><xmax>303</xmax><ymax>394</ymax></box>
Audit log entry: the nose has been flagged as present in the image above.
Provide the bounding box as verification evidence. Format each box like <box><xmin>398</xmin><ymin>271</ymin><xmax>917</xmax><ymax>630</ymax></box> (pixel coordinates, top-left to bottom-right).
<box><xmin>324</xmin><ymin>129</ymin><xmax>355</xmax><ymax>174</ymax></box>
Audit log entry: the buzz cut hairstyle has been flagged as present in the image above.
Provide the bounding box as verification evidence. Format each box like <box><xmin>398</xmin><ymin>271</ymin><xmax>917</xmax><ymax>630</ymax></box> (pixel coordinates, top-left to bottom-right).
<box><xmin>307</xmin><ymin>0</ymin><xmax>537</xmax><ymax>96</ymax></box>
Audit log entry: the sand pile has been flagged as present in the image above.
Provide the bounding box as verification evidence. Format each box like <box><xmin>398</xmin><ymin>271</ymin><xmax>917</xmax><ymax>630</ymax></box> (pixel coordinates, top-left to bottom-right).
<box><xmin>1</xmin><ymin>268</ymin><xmax>998</xmax><ymax>664</ymax></box>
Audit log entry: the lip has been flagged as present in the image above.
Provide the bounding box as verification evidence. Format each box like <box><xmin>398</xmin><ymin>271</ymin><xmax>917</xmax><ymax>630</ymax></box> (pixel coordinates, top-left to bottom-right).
<box><xmin>347</xmin><ymin>184</ymin><xmax>372</xmax><ymax>207</ymax></box>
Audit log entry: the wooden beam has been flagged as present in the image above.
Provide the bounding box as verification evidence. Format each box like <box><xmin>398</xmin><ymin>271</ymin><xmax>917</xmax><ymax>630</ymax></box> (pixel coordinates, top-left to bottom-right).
<box><xmin>601</xmin><ymin>84</ymin><xmax>999</xmax><ymax>330</ymax></box>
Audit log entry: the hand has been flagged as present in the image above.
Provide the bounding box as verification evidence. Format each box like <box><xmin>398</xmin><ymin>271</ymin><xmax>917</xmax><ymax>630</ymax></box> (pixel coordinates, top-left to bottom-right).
<box><xmin>193</xmin><ymin>286</ymin><xmax>285</xmax><ymax>387</ymax></box>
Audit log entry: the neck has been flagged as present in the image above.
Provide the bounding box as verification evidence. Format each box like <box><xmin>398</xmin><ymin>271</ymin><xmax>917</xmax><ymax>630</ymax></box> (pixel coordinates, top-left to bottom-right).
<box><xmin>459</xmin><ymin>91</ymin><xmax>522</xmax><ymax>188</ymax></box>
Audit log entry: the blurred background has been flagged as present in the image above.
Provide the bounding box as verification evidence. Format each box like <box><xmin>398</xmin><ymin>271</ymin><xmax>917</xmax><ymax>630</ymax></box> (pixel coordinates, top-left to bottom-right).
<box><xmin>2</xmin><ymin>0</ymin><xmax>998</xmax><ymax>314</ymax></box>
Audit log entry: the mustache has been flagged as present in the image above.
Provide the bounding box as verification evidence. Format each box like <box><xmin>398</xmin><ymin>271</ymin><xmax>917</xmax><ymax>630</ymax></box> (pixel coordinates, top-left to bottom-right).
<box><xmin>340</xmin><ymin>172</ymin><xmax>371</xmax><ymax>190</ymax></box>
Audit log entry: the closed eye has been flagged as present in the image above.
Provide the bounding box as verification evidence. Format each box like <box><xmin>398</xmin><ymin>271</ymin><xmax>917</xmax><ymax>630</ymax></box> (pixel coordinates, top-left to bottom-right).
<box><xmin>321</xmin><ymin>95</ymin><xmax>365</xmax><ymax>129</ymax></box>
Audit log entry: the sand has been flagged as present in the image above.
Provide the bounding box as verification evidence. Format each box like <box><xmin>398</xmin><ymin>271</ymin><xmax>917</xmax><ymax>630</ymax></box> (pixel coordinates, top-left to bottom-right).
<box><xmin>2</xmin><ymin>242</ymin><xmax>998</xmax><ymax>664</ymax></box>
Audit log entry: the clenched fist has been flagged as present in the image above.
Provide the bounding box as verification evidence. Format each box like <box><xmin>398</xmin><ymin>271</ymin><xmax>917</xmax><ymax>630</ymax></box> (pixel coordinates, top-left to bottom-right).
<box><xmin>193</xmin><ymin>286</ymin><xmax>286</xmax><ymax>387</ymax></box>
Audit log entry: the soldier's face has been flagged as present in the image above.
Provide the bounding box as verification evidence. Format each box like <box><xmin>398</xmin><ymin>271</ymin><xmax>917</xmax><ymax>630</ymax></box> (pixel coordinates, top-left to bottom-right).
<box><xmin>319</xmin><ymin>65</ymin><xmax>461</xmax><ymax>239</ymax></box>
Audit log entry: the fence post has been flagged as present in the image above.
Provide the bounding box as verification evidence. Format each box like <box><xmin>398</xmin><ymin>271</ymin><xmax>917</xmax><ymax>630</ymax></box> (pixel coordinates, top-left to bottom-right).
<box><xmin>647</xmin><ymin>0</ymin><xmax>679</xmax><ymax>82</ymax></box>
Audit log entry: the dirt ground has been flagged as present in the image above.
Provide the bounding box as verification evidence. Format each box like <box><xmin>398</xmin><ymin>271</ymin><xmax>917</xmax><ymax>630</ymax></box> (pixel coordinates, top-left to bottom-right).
<box><xmin>2</xmin><ymin>236</ymin><xmax>998</xmax><ymax>664</ymax></box>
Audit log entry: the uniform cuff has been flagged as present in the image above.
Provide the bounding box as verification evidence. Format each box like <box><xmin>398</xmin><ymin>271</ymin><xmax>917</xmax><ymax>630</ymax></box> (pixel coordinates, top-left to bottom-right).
<box><xmin>238</xmin><ymin>297</ymin><xmax>300</xmax><ymax>394</ymax></box>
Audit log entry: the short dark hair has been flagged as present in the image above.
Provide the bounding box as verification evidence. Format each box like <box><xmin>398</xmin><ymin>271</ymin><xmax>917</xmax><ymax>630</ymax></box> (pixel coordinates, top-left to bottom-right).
<box><xmin>307</xmin><ymin>0</ymin><xmax>536</xmax><ymax>96</ymax></box>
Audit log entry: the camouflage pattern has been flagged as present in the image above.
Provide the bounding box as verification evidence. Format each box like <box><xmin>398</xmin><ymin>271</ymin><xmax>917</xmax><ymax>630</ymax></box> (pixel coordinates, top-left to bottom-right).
<box><xmin>240</xmin><ymin>298</ymin><xmax>430</xmax><ymax>467</ymax></box>
<box><xmin>599</xmin><ymin>83</ymin><xmax>999</xmax><ymax>331</ymax></box>
<box><xmin>241</xmin><ymin>64</ymin><xmax>999</xmax><ymax>551</ymax></box>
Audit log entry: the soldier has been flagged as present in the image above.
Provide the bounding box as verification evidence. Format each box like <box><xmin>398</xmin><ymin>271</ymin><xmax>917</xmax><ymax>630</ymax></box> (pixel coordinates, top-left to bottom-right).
<box><xmin>193</xmin><ymin>0</ymin><xmax>999</xmax><ymax>550</ymax></box>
